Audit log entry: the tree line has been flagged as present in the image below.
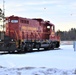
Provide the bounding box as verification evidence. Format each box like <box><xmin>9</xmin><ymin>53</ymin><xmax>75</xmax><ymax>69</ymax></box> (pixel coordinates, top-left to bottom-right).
<box><xmin>56</xmin><ymin>28</ymin><xmax>76</xmax><ymax>41</ymax></box>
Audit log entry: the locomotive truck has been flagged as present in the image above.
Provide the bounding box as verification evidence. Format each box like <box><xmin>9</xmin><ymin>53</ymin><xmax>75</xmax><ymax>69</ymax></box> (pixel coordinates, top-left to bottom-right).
<box><xmin>0</xmin><ymin>15</ymin><xmax>60</xmax><ymax>53</ymax></box>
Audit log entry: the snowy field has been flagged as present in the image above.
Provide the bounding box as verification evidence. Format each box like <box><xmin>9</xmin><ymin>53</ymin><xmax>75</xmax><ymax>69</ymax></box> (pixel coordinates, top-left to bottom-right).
<box><xmin>0</xmin><ymin>45</ymin><xmax>76</xmax><ymax>75</ymax></box>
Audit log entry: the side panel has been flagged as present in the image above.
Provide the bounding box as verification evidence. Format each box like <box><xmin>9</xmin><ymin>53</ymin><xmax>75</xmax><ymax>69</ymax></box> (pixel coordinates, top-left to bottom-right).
<box><xmin>19</xmin><ymin>18</ymin><xmax>43</xmax><ymax>41</ymax></box>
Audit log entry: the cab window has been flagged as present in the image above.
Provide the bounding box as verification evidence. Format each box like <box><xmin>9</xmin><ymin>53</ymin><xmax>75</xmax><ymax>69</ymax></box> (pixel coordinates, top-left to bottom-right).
<box><xmin>11</xmin><ymin>20</ymin><xmax>18</xmax><ymax>23</ymax></box>
<box><xmin>47</xmin><ymin>26</ymin><xmax>50</xmax><ymax>29</ymax></box>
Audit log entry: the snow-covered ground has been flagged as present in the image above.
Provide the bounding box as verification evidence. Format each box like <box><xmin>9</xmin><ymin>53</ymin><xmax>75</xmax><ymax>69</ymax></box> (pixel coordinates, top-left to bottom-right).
<box><xmin>0</xmin><ymin>45</ymin><xmax>76</xmax><ymax>75</ymax></box>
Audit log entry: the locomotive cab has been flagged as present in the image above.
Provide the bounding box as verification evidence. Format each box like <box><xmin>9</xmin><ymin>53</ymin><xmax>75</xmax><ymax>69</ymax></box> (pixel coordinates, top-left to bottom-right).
<box><xmin>5</xmin><ymin>16</ymin><xmax>19</xmax><ymax>40</ymax></box>
<box><xmin>43</xmin><ymin>21</ymin><xmax>54</xmax><ymax>40</ymax></box>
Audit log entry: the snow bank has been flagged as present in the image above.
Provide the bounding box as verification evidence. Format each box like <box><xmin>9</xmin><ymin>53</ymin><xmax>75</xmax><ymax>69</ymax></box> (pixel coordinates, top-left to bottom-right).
<box><xmin>0</xmin><ymin>66</ymin><xmax>76</xmax><ymax>75</ymax></box>
<box><xmin>60</xmin><ymin>41</ymin><xmax>74</xmax><ymax>45</ymax></box>
<box><xmin>0</xmin><ymin>45</ymin><xmax>76</xmax><ymax>75</ymax></box>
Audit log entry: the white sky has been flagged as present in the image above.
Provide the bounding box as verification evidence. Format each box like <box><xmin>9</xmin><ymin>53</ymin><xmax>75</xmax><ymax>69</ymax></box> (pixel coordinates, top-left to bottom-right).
<box><xmin>0</xmin><ymin>0</ymin><xmax>76</xmax><ymax>31</ymax></box>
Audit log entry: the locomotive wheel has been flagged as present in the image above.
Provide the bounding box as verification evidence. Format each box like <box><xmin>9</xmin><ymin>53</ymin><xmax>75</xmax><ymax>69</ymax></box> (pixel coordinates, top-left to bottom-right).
<box><xmin>48</xmin><ymin>44</ymin><xmax>51</xmax><ymax>50</ymax></box>
<box><xmin>36</xmin><ymin>44</ymin><xmax>40</xmax><ymax>50</ymax></box>
<box><xmin>44</xmin><ymin>47</ymin><xmax>48</xmax><ymax>50</ymax></box>
<box><xmin>25</xmin><ymin>44</ymin><xmax>33</xmax><ymax>52</ymax></box>
<box><xmin>56</xmin><ymin>41</ymin><xmax>60</xmax><ymax>48</ymax></box>
<box><xmin>27</xmin><ymin>47</ymin><xmax>32</xmax><ymax>52</ymax></box>
<box><xmin>51</xmin><ymin>43</ymin><xmax>55</xmax><ymax>49</ymax></box>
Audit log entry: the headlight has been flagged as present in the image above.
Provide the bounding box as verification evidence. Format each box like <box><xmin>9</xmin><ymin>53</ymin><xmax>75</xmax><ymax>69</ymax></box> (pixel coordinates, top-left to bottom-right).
<box><xmin>11</xmin><ymin>39</ymin><xmax>13</xmax><ymax>41</ymax></box>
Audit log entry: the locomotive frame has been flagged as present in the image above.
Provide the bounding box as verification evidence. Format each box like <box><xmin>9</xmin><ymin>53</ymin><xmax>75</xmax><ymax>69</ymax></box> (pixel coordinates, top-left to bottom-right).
<box><xmin>0</xmin><ymin>15</ymin><xmax>60</xmax><ymax>53</ymax></box>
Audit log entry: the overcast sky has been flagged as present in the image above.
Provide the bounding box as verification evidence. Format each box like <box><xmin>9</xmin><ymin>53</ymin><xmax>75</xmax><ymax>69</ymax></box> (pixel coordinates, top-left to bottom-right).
<box><xmin>0</xmin><ymin>0</ymin><xmax>76</xmax><ymax>31</ymax></box>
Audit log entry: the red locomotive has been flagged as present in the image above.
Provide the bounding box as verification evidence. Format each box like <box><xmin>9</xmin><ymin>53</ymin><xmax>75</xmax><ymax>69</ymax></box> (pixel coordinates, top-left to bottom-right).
<box><xmin>0</xmin><ymin>15</ymin><xmax>60</xmax><ymax>53</ymax></box>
